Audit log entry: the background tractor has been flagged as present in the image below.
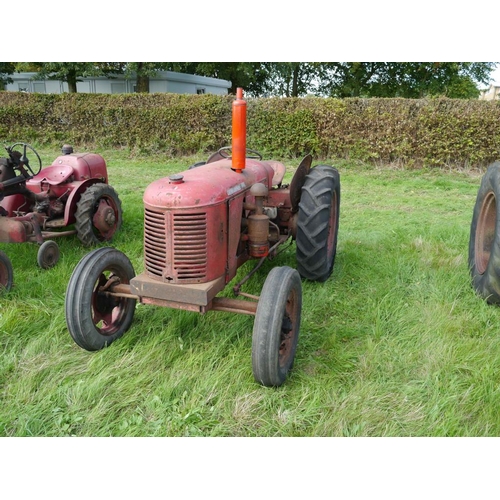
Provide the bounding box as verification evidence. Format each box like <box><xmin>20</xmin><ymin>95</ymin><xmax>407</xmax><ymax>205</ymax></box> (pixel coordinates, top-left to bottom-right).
<box><xmin>65</xmin><ymin>88</ymin><xmax>341</xmax><ymax>387</ymax></box>
<box><xmin>0</xmin><ymin>142</ymin><xmax>122</xmax><ymax>289</ymax></box>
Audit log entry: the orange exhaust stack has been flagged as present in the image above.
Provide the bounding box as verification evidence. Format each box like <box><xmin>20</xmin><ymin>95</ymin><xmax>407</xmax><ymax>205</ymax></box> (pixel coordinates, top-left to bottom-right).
<box><xmin>232</xmin><ymin>87</ymin><xmax>247</xmax><ymax>173</ymax></box>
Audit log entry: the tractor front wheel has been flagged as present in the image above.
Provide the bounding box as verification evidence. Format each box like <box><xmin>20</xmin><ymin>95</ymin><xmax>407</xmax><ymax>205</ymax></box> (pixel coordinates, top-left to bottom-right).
<box><xmin>65</xmin><ymin>247</ymin><xmax>136</xmax><ymax>351</ymax></box>
<box><xmin>252</xmin><ymin>266</ymin><xmax>302</xmax><ymax>387</ymax></box>
<box><xmin>0</xmin><ymin>251</ymin><xmax>13</xmax><ymax>292</ymax></box>
<box><xmin>75</xmin><ymin>184</ymin><xmax>123</xmax><ymax>247</ymax></box>
<box><xmin>37</xmin><ymin>240</ymin><xmax>60</xmax><ymax>269</ymax></box>
<box><xmin>296</xmin><ymin>165</ymin><xmax>340</xmax><ymax>282</ymax></box>
<box><xmin>469</xmin><ymin>162</ymin><xmax>500</xmax><ymax>303</ymax></box>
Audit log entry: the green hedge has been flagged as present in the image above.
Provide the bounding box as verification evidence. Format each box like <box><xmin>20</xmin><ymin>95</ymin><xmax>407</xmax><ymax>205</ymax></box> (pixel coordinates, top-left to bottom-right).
<box><xmin>1</xmin><ymin>91</ymin><xmax>500</xmax><ymax>168</ymax></box>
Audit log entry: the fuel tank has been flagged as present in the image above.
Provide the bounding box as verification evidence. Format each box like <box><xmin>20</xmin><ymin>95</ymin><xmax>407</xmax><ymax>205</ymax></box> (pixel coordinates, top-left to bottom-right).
<box><xmin>142</xmin><ymin>158</ymin><xmax>278</xmax><ymax>284</ymax></box>
<box><xmin>48</xmin><ymin>152</ymin><xmax>108</xmax><ymax>183</ymax></box>
<box><xmin>144</xmin><ymin>159</ymin><xmax>275</xmax><ymax>209</ymax></box>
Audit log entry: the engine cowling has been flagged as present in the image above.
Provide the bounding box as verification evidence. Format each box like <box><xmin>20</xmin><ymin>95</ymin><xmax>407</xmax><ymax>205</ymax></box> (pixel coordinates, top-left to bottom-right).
<box><xmin>142</xmin><ymin>159</ymin><xmax>277</xmax><ymax>284</ymax></box>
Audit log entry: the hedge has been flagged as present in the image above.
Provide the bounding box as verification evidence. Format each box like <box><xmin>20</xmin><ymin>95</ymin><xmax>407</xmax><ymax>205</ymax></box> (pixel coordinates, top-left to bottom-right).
<box><xmin>1</xmin><ymin>91</ymin><xmax>500</xmax><ymax>168</ymax></box>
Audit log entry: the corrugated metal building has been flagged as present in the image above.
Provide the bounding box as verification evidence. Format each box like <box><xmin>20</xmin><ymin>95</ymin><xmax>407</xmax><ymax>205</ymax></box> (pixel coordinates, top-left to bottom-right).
<box><xmin>5</xmin><ymin>71</ymin><xmax>231</xmax><ymax>95</ymax></box>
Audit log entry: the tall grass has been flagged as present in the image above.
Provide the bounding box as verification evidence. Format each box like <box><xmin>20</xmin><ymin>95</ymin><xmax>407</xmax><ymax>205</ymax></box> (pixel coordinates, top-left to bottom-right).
<box><xmin>0</xmin><ymin>147</ymin><xmax>497</xmax><ymax>438</ymax></box>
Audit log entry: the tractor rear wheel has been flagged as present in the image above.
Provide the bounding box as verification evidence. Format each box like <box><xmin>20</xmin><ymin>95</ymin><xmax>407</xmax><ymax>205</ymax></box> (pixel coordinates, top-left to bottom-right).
<box><xmin>37</xmin><ymin>240</ymin><xmax>59</xmax><ymax>269</ymax></box>
<box><xmin>296</xmin><ymin>165</ymin><xmax>340</xmax><ymax>282</ymax></box>
<box><xmin>0</xmin><ymin>251</ymin><xmax>13</xmax><ymax>292</ymax></box>
<box><xmin>75</xmin><ymin>183</ymin><xmax>122</xmax><ymax>247</ymax></box>
<box><xmin>469</xmin><ymin>162</ymin><xmax>500</xmax><ymax>303</ymax></box>
<box><xmin>65</xmin><ymin>247</ymin><xmax>136</xmax><ymax>351</ymax></box>
<box><xmin>252</xmin><ymin>266</ymin><xmax>302</xmax><ymax>387</ymax></box>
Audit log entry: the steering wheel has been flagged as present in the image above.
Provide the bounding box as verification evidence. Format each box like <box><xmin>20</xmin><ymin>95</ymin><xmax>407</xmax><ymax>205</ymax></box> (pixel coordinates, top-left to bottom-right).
<box><xmin>217</xmin><ymin>146</ymin><xmax>263</xmax><ymax>161</ymax></box>
<box><xmin>7</xmin><ymin>142</ymin><xmax>43</xmax><ymax>177</ymax></box>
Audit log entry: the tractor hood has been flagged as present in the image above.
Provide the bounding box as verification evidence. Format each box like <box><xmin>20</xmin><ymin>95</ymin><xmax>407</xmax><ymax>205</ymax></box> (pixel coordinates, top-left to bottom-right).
<box><xmin>143</xmin><ymin>159</ymin><xmax>278</xmax><ymax>210</ymax></box>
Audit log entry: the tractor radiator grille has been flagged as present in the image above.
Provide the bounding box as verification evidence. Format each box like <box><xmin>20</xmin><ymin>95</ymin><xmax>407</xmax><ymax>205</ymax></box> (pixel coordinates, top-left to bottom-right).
<box><xmin>172</xmin><ymin>212</ymin><xmax>207</xmax><ymax>281</ymax></box>
<box><xmin>144</xmin><ymin>209</ymin><xmax>208</xmax><ymax>283</ymax></box>
<box><xmin>144</xmin><ymin>209</ymin><xmax>167</xmax><ymax>277</ymax></box>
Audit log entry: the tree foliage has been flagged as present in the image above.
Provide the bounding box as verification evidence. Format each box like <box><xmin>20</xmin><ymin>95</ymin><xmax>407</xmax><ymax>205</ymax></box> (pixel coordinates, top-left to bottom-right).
<box><xmin>0</xmin><ymin>63</ymin><xmax>16</xmax><ymax>90</ymax></box>
<box><xmin>119</xmin><ymin>63</ymin><xmax>172</xmax><ymax>93</ymax></box>
<box><xmin>169</xmin><ymin>62</ymin><xmax>497</xmax><ymax>98</ymax></box>
<box><xmin>2</xmin><ymin>62</ymin><xmax>498</xmax><ymax>98</ymax></box>
<box><xmin>168</xmin><ymin>62</ymin><xmax>272</xmax><ymax>96</ymax></box>
<box><xmin>318</xmin><ymin>62</ymin><xmax>497</xmax><ymax>98</ymax></box>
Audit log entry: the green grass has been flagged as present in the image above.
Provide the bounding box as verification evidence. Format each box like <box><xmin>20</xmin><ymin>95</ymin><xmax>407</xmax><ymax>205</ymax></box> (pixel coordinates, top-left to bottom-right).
<box><xmin>0</xmin><ymin>147</ymin><xmax>497</xmax><ymax>437</ymax></box>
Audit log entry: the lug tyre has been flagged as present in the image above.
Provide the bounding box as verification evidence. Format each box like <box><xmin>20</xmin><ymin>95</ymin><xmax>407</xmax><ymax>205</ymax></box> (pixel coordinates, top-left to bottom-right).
<box><xmin>65</xmin><ymin>247</ymin><xmax>136</xmax><ymax>351</ymax></box>
<box><xmin>37</xmin><ymin>240</ymin><xmax>60</xmax><ymax>269</ymax></box>
<box><xmin>469</xmin><ymin>161</ymin><xmax>500</xmax><ymax>303</ymax></box>
<box><xmin>296</xmin><ymin>165</ymin><xmax>341</xmax><ymax>282</ymax></box>
<box><xmin>252</xmin><ymin>266</ymin><xmax>302</xmax><ymax>387</ymax></box>
<box><xmin>75</xmin><ymin>183</ymin><xmax>123</xmax><ymax>247</ymax></box>
<box><xmin>0</xmin><ymin>251</ymin><xmax>13</xmax><ymax>292</ymax></box>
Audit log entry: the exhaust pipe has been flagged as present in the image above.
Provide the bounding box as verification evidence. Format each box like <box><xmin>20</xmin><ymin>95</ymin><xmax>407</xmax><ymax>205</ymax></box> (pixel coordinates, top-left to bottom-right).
<box><xmin>232</xmin><ymin>87</ymin><xmax>247</xmax><ymax>173</ymax></box>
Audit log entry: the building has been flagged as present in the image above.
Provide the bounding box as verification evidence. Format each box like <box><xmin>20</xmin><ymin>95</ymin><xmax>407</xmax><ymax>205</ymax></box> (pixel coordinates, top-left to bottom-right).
<box><xmin>4</xmin><ymin>70</ymin><xmax>231</xmax><ymax>95</ymax></box>
<box><xmin>479</xmin><ymin>84</ymin><xmax>500</xmax><ymax>100</ymax></box>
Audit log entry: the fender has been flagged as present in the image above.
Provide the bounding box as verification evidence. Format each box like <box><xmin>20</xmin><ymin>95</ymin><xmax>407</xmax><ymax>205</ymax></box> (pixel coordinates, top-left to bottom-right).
<box><xmin>63</xmin><ymin>178</ymin><xmax>104</xmax><ymax>225</ymax></box>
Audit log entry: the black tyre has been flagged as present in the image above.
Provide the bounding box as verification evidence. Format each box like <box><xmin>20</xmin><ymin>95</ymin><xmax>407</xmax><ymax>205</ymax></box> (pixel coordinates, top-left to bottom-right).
<box><xmin>0</xmin><ymin>251</ymin><xmax>13</xmax><ymax>292</ymax></box>
<box><xmin>469</xmin><ymin>161</ymin><xmax>500</xmax><ymax>303</ymax></box>
<box><xmin>75</xmin><ymin>183</ymin><xmax>122</xmax><ymax>247</ymax></box>
<box><xmin>252</xmin><ymin>266</ymin><xmax>302</xmax><ymax>387</ymax></box>
<box><xmin>65</xmin><ymin>247</ymin><xmax>136</xmax><ymax>351</ymax></box>
<box><xmin>37</xmin><ymin>240</ymin><xmax>60</xmax><ymax>269</ymax></box>
<box><xmin>296</xmin><ymin>165</ymin><xmax>340</xmax><ymax>282</ymax></box>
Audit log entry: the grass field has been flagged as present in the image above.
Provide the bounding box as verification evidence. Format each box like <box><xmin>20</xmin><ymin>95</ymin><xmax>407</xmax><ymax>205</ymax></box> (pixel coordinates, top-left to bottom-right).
<box><xmin>0</xmin><ymin>146</ymin><xmax>498</xmax><ymax>439</ymax></box>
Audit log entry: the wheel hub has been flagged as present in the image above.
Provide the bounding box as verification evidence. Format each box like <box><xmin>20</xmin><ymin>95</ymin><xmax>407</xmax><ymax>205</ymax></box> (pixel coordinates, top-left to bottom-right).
<box><xmin>93</xmin><ymin>201</ymin><xmax>116</xmax><ymax>232</ymax></box>
<box><xmin>279</xmin><ymin>313</ymin><xmax>293</xmax><ymax>364</ymax></box>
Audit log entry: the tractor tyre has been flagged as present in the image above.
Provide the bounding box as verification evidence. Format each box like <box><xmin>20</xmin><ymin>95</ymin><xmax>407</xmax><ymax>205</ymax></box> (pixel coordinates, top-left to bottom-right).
<box><xmin>65</xmin><ymin>247</ymin><xmax>136</xmax><ymax>351</ymax></box>
<box><xmin>0</xmin><ymin>251</ymin><xmax>13</xmax><ymax>292</ymax></box>
<box><xmin>75</xmin><ymin>183</ymin><xmax>123</xmax><ymax>247</ymax></box>
<box><xmin>469</xmin><ymin>161</ymin><xmax>500</xmax><ymax>303</ymax></box>
<box><xmin>37</xmin><ymin>240</ymin><xmax>60</xmax><ymax>269</ymax></box>
<box><xmin>296</xmin><ymin>165</ymin><xmax>340</xmax><ymax>282</ymax></box>
<box><xmin>252</xmin><ymin>266</ymin><xmax>302</xmax><ymax>387</ymax></box>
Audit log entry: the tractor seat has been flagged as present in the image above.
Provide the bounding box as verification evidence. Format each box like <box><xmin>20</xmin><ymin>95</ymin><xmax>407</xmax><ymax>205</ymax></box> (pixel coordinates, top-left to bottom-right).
<box><xmin>29</xmin><ymin>164</ymin><xmax>75</xmax><ymax>186</ymax></box>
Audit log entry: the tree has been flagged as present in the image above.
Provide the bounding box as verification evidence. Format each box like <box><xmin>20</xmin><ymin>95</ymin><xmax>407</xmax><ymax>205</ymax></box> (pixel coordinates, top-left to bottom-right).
<box><xmin>169</xmin><ymin>62</ymin><xmax>273</xmax><ymax>96</ymax></box>
<box><xmin>171</xmin><ymin>62</ymin><xmax>325</xmax><ymax>97</ymax></box>
<box><xmin>175</xmin><ymin>62</ymin><xmax>497</xmax><ymax>99</ymax></box>
<box><xmin>318</xmin><ymin>62</ymin><xmax>497</xmax><ymax>98</ymax></box>
<box><xmin>264</xmin><ymin>63</ymin><xmax>323</xmax><ymax>97</ymax></box>
<box><xmin>120</xmin><ymin>63</ymin><xmax>170</xmax><ymax>93</ymax></box>
<box><xmin>0</xmin><ymin>63</ymin><xmax>16</xmax><ymax>90</ymax></box>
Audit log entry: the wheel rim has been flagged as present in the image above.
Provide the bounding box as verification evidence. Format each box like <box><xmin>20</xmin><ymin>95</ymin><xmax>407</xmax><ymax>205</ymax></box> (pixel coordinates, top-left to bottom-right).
<box><xmin>91</xmin><ymin>271</ymin><xmax>131</xmax><ymax>336</ymax></box>
<box><xmin>475</xmin><ymin>191</ymin><xmax>496</xmax><ymax>275</ymax></box>
<box><xmin>278</xmin><ymin>286</ymin><xmax>300</xmax><ymax>369</ymax></box>
<box><xmin>92</xmin><ymin>196</ymin><xmax>120</xmax><ymax>240</ymax></box>
<box><xmin>38</xmin><ymin>242</ymin><xmax>59</xmax><ymax>269</ymax></box>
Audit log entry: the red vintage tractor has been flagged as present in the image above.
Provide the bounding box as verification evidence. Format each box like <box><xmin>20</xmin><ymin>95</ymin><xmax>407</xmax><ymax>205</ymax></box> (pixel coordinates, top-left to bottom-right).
<box><xmin>65</xmin><ymin>88</ymin><xmax>341</xmax><ymax>387</ymax></box>
<box><xmin>0</xmin><ymin>142</ymin><xmax>122</xmax><ymax>289</ymax></box>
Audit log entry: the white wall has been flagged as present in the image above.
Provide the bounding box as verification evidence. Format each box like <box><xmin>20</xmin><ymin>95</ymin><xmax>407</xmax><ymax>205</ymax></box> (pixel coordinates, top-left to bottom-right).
<box><xmin>5</xmin><ymin>71</ymin><xmax>231</xmax><ymax>95</ymax></box>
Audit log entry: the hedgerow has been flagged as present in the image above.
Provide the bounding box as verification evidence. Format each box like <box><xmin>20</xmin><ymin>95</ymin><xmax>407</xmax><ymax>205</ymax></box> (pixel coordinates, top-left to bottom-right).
<box><xmin>1</xmin><ymin>91</ymin><xmax>500</xmax><ymax>168</ymax></box>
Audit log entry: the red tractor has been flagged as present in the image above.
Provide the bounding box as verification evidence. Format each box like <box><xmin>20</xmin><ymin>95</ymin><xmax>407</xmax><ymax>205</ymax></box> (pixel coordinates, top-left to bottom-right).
<box><xmin>65</xmin><ymin>88</ymin><xmax>341</xmax><ymax>387</ymax></box>
<box><xmin>0</xmin><ymin>142</ymin><xmax>122</xmax><ymax>289</ymax></box>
